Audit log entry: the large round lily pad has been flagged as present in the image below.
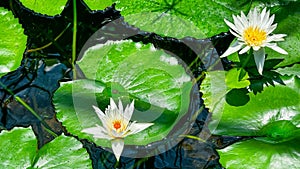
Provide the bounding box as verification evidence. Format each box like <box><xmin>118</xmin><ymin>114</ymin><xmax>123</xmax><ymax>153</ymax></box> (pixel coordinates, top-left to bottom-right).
<box><xmin>0</xmin><ymin>7</ymin><xmax>27</xmax><ymax>78</ymax></box>
<box><xmin>54</xmin><ymin>40</ymin><xmax>198</xmax><ymax>156</ymax></box>
<box><xmin>0</xmin><ymin>127</ymin><xmax>92</xmax><ymax>169</ymax></box>
<box><xmin>113</xmin><ymin>0</ymin><xmax>241</xmax><ymax>38</ymax></box>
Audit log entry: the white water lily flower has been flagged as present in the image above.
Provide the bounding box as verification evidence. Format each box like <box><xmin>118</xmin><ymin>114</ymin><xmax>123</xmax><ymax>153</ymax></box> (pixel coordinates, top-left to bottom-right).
<box><xmin>82</xmin><ymin>98</ymin><xmax>154</xmax><ymax>161</ymax></box>
<box><xmin>220</xmin><ymin>7</ymin><xmax>288</xmax><ymax>75</ymax></box>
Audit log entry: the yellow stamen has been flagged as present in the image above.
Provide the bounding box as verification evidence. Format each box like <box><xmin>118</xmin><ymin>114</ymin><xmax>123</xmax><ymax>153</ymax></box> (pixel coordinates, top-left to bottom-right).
<box><xmin>243</xmin><ymin>26</ymin><xmax>267</xmax><ymax>46</ymax></box>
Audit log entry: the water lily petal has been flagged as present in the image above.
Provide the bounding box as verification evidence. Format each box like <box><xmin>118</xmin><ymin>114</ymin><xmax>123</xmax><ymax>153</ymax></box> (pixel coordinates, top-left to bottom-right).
<box><xmin>266</xmin><ymin>34</ymin><xmax>287</xmax><ymax>42</ymax></box>
<box><xmin>110</xmin><ymin>98</ymin><xmax>118</xmax><ymax>111</ymax></box>
<box><xmin>92</xmin><ymin>105</ymin><xmax>111</xmax><ymax>130</ymax></box>
<box><xmin>260</xmin><ymin>8</ymin><xmax>267</xmax><ymax>23</ymax></box>
<box><xmin>252</xmin><ymin>46</ymin><xmax>261</xmax><ymax>51</ymax></box>
<box><xmin>82</xmin><ymin>126</ymin><xmax>111</xmax><ymax>140</ymax></box>
<box><xmin>266</xmin><ymin>23</ymin><xmax>277</xmax><ymax>34</ymax></box>
<box><xmin>253</xmin><ymin>48</ymin><xmax>265</xmax><ymax>75</ymax></box>
<box><xmin>92</xmin><ymin>105</ymin><xmax>105</xmax><ymax>118</ymax></box>
<box><xmin>229</xmin><ymin>29</ymin><xmax>242</xmax><ymax>39</ymax></box>
<box><xmin>266</xmin><ymin>43</ymin><xmax>288</xmax><ymax>55</ymax></box>
<box><xmin>240</xmin><ymin>11</ymin><xmax>249</xmax><ymax>28</ymax></box>
<box><xmin>233</xmin><ymin>15</ymin><xmax>244</xmax><ymax>32</ymax></box>
<box><xmin>118</xmin><ymin>99</ymin><xmax>124</xmax><ymax>114</ymax></box>
<box><xmin>224</xmin><ymin>19</ymin><xmax>239</xmax><ymax>33</ymax></box>
<box><xmin>239</xmin><ymin>45</ymin><xmax>251</xmax><ymax>54</ymax></box>
<box><xmin>111</xmin><ymin>139</ymin><xmax>124</xmax><ymax>161</ymax></box>
<box><xmin>261</xmin><ymin>10</ymin><xmax>271</xmax><ymax>29</ymax></box>
<box><xmin>124</xmin><ymin>100</ymin><xmax>135</xmax><ymax>120</ymax></box>
<box><xmin>265</xmin><ymin>14</ymin><xmax>275</xmax><ymax>29</ymax></box>
<box><xmin>128</xmin><ymin>122</ymin><xmax>154</xmax><ymax>135</ymax></box>
<box><xmin>220</xmin><ymin>42</ymin><xmax>243</xmax><ymax>58</ymax></box>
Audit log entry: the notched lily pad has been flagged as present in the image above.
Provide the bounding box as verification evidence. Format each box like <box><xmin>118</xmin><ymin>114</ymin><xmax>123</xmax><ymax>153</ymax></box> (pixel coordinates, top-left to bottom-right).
<box><xmin>54</xmin><ymin>40</ymin><xmax>198</xmax><ymax>157</ymax></box>
<box><xmin>114</xmin><ymin>0</ymin><xmax>239</xmax><ymax>38</ymax></box>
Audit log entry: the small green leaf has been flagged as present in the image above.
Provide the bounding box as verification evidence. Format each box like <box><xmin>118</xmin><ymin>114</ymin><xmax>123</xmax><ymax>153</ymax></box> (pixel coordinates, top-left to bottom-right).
<box><xmin>0</xmin><ymin>7</ymin><xmax>27</xmax><ymax>78</ymax></box>
<box><xmin>0</xmin><ymin>127</ymin><xmax>92</xmax><ymax>169</ymax></box>
<box><xmin>218</xmin><ymin>137</ymin><xmax>300</xmax><ymax>169</ymax></box>
<box><xmin>225</xmin><ymin>68</ymin><xmax>250</xmax><ymax>89</ymax></box>
<box><xmin>19</xmin><ymin>0</ymin><xmax>67</xmax><ymax>16</ymax></box>
<box><xmin>225</xmin><ymin>88</ymin><xmax>250</xmax><ymax>106</ymax></box>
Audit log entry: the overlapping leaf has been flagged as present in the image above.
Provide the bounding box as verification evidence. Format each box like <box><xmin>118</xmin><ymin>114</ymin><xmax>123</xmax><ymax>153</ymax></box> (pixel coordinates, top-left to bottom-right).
<box><xmin>113</xmin><ymin>0</ymin><xmax>240</xmax><ymax>38</ymax></box>
<box><xmin>203</xmin><ymin>72</ymin><xmax>300</xmax><ymax>136</ymax></box>
<box><xmin>0</xmin><ymin>7</ymin><xmax>26</xmax><ymax>78</ymax></box>
<box><xmin>218</xmin><ymin>137</ymin><xmax>300</xmax><ymax>169</ymax></box>
<box><xmin>19</xmin><ymin>0</ymin><xmax>68</xmax><ymax>16</ymax></box>
<box><xmin>54</xmin><ymin>40</ymin><xmax>195</xmax><ymax>148</ymax></box>
<box><xmin>0</xmin><ymin>127</ymin><xmax>92</xmax><ymax>169</ymax></box>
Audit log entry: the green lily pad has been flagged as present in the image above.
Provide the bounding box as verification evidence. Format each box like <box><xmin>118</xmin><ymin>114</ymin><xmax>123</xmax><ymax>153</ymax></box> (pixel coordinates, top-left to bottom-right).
<box><xmin>113</xmin><ymin>0</ymin><xmax>241</xmax><ymax>38</ymax></box>
<box><xmin>54</xmin><ymin>40</ymin><xmax>196</xmax><ymax>149</ymax></box>
<box><xmin>0</xmin><ymin>127</ymin><xmax>92</xmax><ymax>169</ymax></box>
<box><xmin>0</xmin><ymin>7</ymin><xmax>27</xmax><ymax>78</ymax></box>
<box><xmin>275</xmin><ymin>64</ymin><xmax>300</xmax><ymax>77</ymax></box>
<box><xmin>218</xmin><ymin>137</ymin><xmax>300</xmax><ymax>169</ymax></box>
<box><xmin>78</xmin><ymin>40</ymin><xmax>192</xmax><ymax>113</ymax></box>
<box><xmin>84</xmin><ymin>0</ymin><xmax>113</xmax><ymax>10</ymax></box>
<box><xmin>202</xmin><ymin>71</ymin><xmax>300</xmax><ymax>139</ymax></box>
<box><xmin>264</xmin><ymin>2</ymin><xmax>300</xmax><ymax>67</ymax></box>
<box><xmin>19</xmin><ymin>0</ymin><xmax>67</xmax><ymax>16</ymax></box>
<box><xmin>225</xmin><ymin>68</ymin><xmax>250</xmax><ymax>89</ymax></box>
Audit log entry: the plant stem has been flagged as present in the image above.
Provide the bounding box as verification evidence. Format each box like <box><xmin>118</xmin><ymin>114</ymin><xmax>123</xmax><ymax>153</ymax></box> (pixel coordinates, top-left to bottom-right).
<box><xmin>0</xmin><ymin>81</ymin><xmax>57</xmax><ymax>137</ymax></box>
<box><xmin>72</xmin><ymin>0</ymin><xmax>78</xmax><ymax>80</ymax></box>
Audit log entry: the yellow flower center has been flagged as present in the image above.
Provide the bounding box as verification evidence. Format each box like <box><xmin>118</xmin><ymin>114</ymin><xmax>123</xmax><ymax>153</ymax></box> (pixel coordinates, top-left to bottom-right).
<box><xmin>243</xmin><ymin>26</ymin><xmax>267</xmax><ymax>46</ymax></box>
<box><xmin>113</xmin><ymin>121</ymin><xmax>122</xmax><ymax>130</ymax></box>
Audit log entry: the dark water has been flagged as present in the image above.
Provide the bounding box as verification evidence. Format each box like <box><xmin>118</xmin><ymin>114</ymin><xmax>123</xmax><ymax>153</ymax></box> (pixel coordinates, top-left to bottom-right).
<box><xmin>0</xmin><ymin>0</ymin><xmax>243</xmax><ymax>168</ymax></box>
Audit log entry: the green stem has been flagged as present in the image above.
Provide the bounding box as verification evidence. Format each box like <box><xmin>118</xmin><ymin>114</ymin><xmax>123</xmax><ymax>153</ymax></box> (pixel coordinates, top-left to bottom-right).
<box><xmin>72</xmin><ymin>0</ymin><xmax>78</xmax><ymax>80</ymax></box>
<box><xmin>0</xmin><ymin>81</ymin><xmax>57</xmax><ymax>137</ymax></box>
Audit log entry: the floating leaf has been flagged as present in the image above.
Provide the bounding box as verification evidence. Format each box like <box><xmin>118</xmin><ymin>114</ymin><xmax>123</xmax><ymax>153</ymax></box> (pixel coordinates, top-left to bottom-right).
<box><xmin>265</xmin><ymin>2</ymin><xmax>300</xmax><ymax>67</ymax></box>
<box><xmin>225</xmin><ymin>68</ymin><xmax>250</xmax><ymax>89</ymax></box>
<box><xmin>19</xmin><ymin>0</ymin><xmax>67</xmax><ymax>16</ymax></box>
<box><xmin>203</xmin><ymin>71</ymin><xmax>300</xmax><ymax>168</ymax></box>
<box><xmin>78</xmin><ymin>40</ymin><xmax>193</xmax><ymax>113</ymax></box>
<box><xmin>113</xmin><ymin>0</ymin><xmax>241</xmax><ymax>38</ymax></box>
<box><xmin>0</xmin><ymin>127</ymin><xmax>92</xmax><ymax>169</ymax></box>
<box><xmin>203</xmin><ymin>71</ymin><xmax>300</xmax><ymax>138</ymax></box>
<box><xmin>218</xmin><ymin>137</ymin><xmax>300</xmax><ymax>169</ymax></box>
<box><xmin>54</xmin><ymin>40</ymin><xmax>197</xmax><ymax>156</ymax></box>
<box><xmin>0</xmin><ymin>7</ymin><xmax>26</xmax><ymax>78</ymax></box>
<box><xmin>275</xmin><ymin>64</ymin><xmax>300</xmax><ymax>77</ymax></box>
<box><xmin>84</xmin><ymin>0</ymin><xmax>113</xmax><ymax>10</ymax></box>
